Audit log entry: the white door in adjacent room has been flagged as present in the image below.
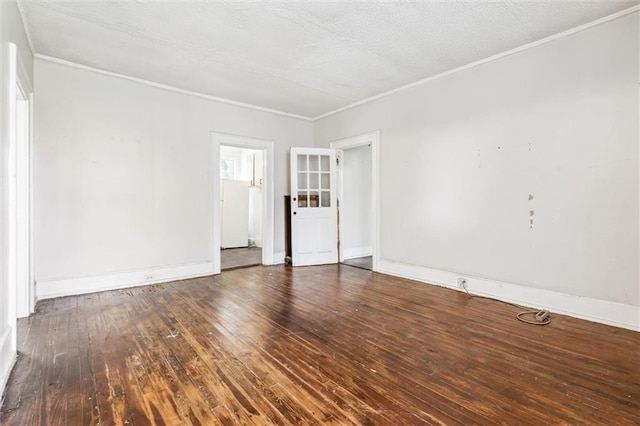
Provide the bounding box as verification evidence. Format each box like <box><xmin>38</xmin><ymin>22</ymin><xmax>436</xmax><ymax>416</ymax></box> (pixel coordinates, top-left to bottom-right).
<box><xmin>290</xmin><ymin>148</ymin><xmax>338</xmax><ymax>266</ymax></box>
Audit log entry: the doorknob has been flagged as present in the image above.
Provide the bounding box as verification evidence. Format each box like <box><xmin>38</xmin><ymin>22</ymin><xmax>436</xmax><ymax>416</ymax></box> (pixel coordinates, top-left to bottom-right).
<box><xmin>293</xmin><ymin>197</ymin><xmax>297</xmax><ymax>201</ymax></box>
<box><xmin>293</xmin><ymin>212</ymin><xmax>297</xmax><ymax>215</ymax></box>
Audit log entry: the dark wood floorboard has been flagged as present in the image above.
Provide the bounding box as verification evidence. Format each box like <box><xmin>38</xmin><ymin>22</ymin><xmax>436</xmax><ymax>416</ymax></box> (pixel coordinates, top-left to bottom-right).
<box><xmin>2</xmin><ymin>265</ymin><xmax>639</xmax><ymax>425</ymax></box>
<box><xmin>221</xmin><ymin>247</ymin><xmax>262</xmax><ymax>270</ymax></box>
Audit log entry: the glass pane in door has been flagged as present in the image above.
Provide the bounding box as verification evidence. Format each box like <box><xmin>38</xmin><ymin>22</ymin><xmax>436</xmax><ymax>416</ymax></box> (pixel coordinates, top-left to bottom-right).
<box><xmin>309</xmin><ymin>155</ymin><xmax>319</xmax><ymax>172</ymax></box>
<box><xmin>320</xmin><ymin>155</ymin><xmax>330</xmax><ymax>171</ymax></box>
<box><xmin>298</xmin><ymin>192</ymin><xmax>308</xmax><ymax>208</ymax></box>
<box><xmin>298</xmin><ymin>173</ymin><xmax>307</xmax><ymax>189</ymax></box>
<box><xmin>309</xmin><ymin>191</ymin><xmax>319</xmax><ymax>208</ymax></box>
<box><xmin>309</xmin><ymin>173</ymin><xmax>319</xmax><ymax>189</ymax></box>
<box><xmin>297</xmin><ymin>154</ymin><xmax>307</xmax><ymax>171</ymax></box>
<box><xmin>321</xmin><ymin>173</ymin><xmax>330</xmax><ymax>189</ymax></box>
<box><xmin>321</xmin><ymin>191</ymin><xmax>330</xmax><ymax>207</ymax></box>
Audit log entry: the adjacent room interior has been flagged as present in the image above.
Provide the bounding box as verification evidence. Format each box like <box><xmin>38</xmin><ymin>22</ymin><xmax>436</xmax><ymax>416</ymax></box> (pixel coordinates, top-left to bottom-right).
<box><xmin>1</xmin><ymin>1</ymin><xmax>639</xmax><ymax>424</ymax></box>
<box><xmin>219</xmin><ymin>145</ymin><xmax>264</xmax><ymax>270</ymax></box>
<box><xmin>333</xmin><ymin>135</ymin><xmax>375</xmax><ymax>271</ymax></box>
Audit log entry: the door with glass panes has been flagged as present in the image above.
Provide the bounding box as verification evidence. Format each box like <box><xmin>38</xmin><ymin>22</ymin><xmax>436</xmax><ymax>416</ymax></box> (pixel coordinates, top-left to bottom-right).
<box><xmin>290</xmin><ymin>148</ymin><xmax>338</xmax><ymax>266</ymax></box>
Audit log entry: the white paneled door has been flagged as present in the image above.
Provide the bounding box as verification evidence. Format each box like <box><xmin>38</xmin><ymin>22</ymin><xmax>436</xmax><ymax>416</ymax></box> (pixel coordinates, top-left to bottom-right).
<box><xmin>290</xmin><ymin>148</ymin><xmax>338</xmax><ymax>266</ymax></box>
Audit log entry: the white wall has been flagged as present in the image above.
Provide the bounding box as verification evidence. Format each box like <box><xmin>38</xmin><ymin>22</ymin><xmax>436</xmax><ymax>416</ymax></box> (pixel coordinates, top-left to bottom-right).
<box><xmin>34</xmin><ymin>59</ymin><xmax>312</xmax><ymax>290</ymax></box>
<box><xmin>341</xmin><ymin>144</ymin><xmax>372</xmax><ymax>258</ymax></box>
<box><xmin>315</xmin><ymin>13</ymin><xmax>640</xmax><ymax>325</ymax></box>
<box><xmin>1</xmin><ymin>0</ymin><xmax>33</xmax><ymax>397</ymax></box>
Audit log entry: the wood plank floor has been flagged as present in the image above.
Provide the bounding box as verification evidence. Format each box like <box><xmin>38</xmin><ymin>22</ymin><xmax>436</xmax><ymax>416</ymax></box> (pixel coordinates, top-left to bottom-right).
<box><xmin>2</xmin><ymin>264</ymin><xmax>639</xmax><ymax>425</ymax></box>
<box><xmin>221</xmin><ymin>248</ymin><xmax>262</xmax><ymax>271</ymax></box>
<box><xmin>342</xmin><ymin>257</ymin><xmax>373</xmax><ymax>271</ymax></box>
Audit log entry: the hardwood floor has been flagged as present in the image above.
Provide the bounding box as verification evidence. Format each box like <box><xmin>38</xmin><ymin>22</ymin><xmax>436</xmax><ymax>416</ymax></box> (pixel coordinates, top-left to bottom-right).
<box><xmin>221</xmin><ymin>247</ymin><xmax>262</xmax><ymax>270</ymax></box>
<box><xmin>342</xmin><ymin>256</ymin><xmax>373</xmax><ymax>271</ymax></box>
<box><xmin>2</xmin><ymin>265</ymin><xmax>639</xmax><ymax>425</ymax></box>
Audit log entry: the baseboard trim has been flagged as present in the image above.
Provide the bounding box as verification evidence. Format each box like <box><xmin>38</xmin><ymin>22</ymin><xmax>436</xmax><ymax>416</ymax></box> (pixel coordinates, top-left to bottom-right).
<box><xmin>273</xmin><ymin>252</ymin><xmax>285</xmax><ymax>265</ymax></box>
<box><xmin>343</xmin><ymin>246</ymin><xmax>373</xmax><ymax>260</ymax></box>
<box><xmin>377</xmin><ymin>259</ymin><xmax>640</xmax><ymax>332</ymax></box>
<box><xmin>36</xmin><ymin>262</ymin><xmax>214</xmax><ymax>300</ymax></box>
<box><xmin>0</xmin><ymin>326</ymin><xmax>17</xmax><ymax>400</ymax></box>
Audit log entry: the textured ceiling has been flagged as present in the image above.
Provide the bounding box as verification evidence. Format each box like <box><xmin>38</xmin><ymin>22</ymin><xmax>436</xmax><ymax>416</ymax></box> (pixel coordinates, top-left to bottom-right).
<box><xmin>19</xmin><ymin>0</ymin><xmax>638</xmax><ymax>118</ymax></box>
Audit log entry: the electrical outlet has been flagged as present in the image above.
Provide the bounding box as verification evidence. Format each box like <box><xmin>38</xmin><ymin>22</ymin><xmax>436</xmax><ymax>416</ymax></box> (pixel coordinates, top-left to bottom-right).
<box><xmin>457</xmin><ymin>277</ymin><xmax>467</xmax><ymax>288</ymax></box>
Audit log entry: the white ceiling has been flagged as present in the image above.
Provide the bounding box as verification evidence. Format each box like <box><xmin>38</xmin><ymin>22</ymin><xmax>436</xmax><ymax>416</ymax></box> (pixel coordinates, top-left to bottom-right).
<box><xmin>19</xmin><ymin>0</ymin><xmax>638</xmax><ymax>119</ymax></box>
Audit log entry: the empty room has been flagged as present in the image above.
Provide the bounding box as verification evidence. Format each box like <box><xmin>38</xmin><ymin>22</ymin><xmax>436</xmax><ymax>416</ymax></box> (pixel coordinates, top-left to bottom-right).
<box><xmin>1</xmin><ymin>1</ymin><xmax>639</xmax><ymax>424</ymax></box>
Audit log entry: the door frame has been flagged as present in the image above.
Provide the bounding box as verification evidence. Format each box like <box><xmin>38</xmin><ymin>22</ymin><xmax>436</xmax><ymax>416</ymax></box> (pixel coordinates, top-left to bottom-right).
<box><xmin>330</xmin><ymin>131</ymin><xmax>380</xmax><ymax>272</ymax></box>
<box><xmin>2</xmin><ymin>43</ymin><xmax>34</xmax><ymax>393</ymax></box>
<box><xmin>14</xmin><ymin>74</ymin><xmax>33</xmax><ymax>318</ymax></box>
<box><xmin>211</xmin><ymin>133</ymin><xmax>274</xmax><ymax>273</ymax></box>
<box><xmin>6</xmin><ymin>43</ymin><xmax>34</xmax><ymax>321</ymax></box>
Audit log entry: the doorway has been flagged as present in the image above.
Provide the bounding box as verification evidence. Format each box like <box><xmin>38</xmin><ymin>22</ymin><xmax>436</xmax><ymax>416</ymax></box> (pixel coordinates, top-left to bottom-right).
<box><xmin>211</xmin><ymin>133</ymin><xmax>274</xmax><ymax>274</ymax></box>
<box><xmin>13</xmin><ymin>79</ymin><xmax>32</xmax><ymax>317</ymax></box>
<box><xmin>331</xmin><ymin>131</ymin><xmax>380</xmax><ymax>272</ymax></box>
<box><xmin>2</xmin><ymin>43</ymin><xmax>34</xmax><ymax>390</ymax></box>
<box><xmin>7</xmin><ymin>44</ymin><xmax>34</xmax><ymax>320</ymax></box>
<box><xmin>338</xmin><ymin>144</ymin><xmax>372</xmax><ymax>270</ymax></box>
<box><xmin>219</xmin><ymin>145</ymin><xmax>264</xmax><ymax>270</ymax></box>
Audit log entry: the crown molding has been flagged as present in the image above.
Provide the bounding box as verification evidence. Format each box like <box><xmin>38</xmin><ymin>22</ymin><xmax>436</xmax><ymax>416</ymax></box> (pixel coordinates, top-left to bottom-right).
<box><xmin>35</xmin><ymin>54</ymin><xmax>313</xmax><ymax>122</ymax></box>
<box><xmin>313</xmin><ymin>5</ymin><xmax>640</xmax><ymax>121</ymax></box>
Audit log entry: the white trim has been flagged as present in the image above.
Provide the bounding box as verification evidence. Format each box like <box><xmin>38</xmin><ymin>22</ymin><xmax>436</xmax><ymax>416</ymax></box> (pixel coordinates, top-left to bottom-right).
<box><xmin>212</xmin><ymin>133</ymin><xmax>275</xmax><ymax>273</ymax></box>
<box><xmin>16</xmin><ymin>53</ymin><xmax>32</xmax><ymax>95</ymax></box>
<box><xmin>0</xmin><ymin>327</ymin><xmax>17</xmax><ymax>399</ymax></box>
<box><xmin>14</xmin><ymin>87</ymin><xmax>30</xmax><ymax>319</ymax></box>
<box><xmin>378</xmin><ymin>259</ymin><xmax>640</xmax><ymax>332</ymax></box>
<box><xmin>313</xmin><ymin>6</ymin><xmax>640</xmax><ymax>121</ymax></box>
<box><xmin>35</xmin><ymin>54</ymin><xmax>312</xmax><ymax>122</ymax></box>
<box><xmin>343</xmin><ymin>246</ymin><xmax>373</xmax><ymax>260</ymax></box>
<box><xmin>1</xmin><ymin>45</ymin><xmax>20</xmax><ymax>400</ymax></box>
<box><xmin>331</xmin><ymin>131</ymin><xmax>380</xmax><ymax>272</ymax></box>
<box><xmin>28</xmin><ymin>93</ymin><xmax>35</xmax><ymax>315</ymax></box>
<box><xmin>273</xmin><ymin>252</ymin><xmax>286</xmax><ymax>265</ymax></box>
<box><xmin>4</xmin><ymin>43</ymin><xmax>18</xmax><ymax>368</ymax></box>
<box><xmin>36</xmin><ymin>262</ymin><xmax>214</xmax><ymax>300</ymax></box>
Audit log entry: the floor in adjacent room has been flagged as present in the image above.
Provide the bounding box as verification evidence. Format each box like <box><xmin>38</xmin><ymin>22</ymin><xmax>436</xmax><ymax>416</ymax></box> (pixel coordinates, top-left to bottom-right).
<box><xmin>221</xmin><ymin>247</ymin><xmax>262</xmax><ymax>270</ymax></box>
<box><xmin>1</xmin><ymin>264</ymin><xmax>638</xmax><ymax>425</ymax></box>
<box><xmin>342</xmin><ymin>256</ymin><xmax>373</xmax><ymax>271</ymax></box>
